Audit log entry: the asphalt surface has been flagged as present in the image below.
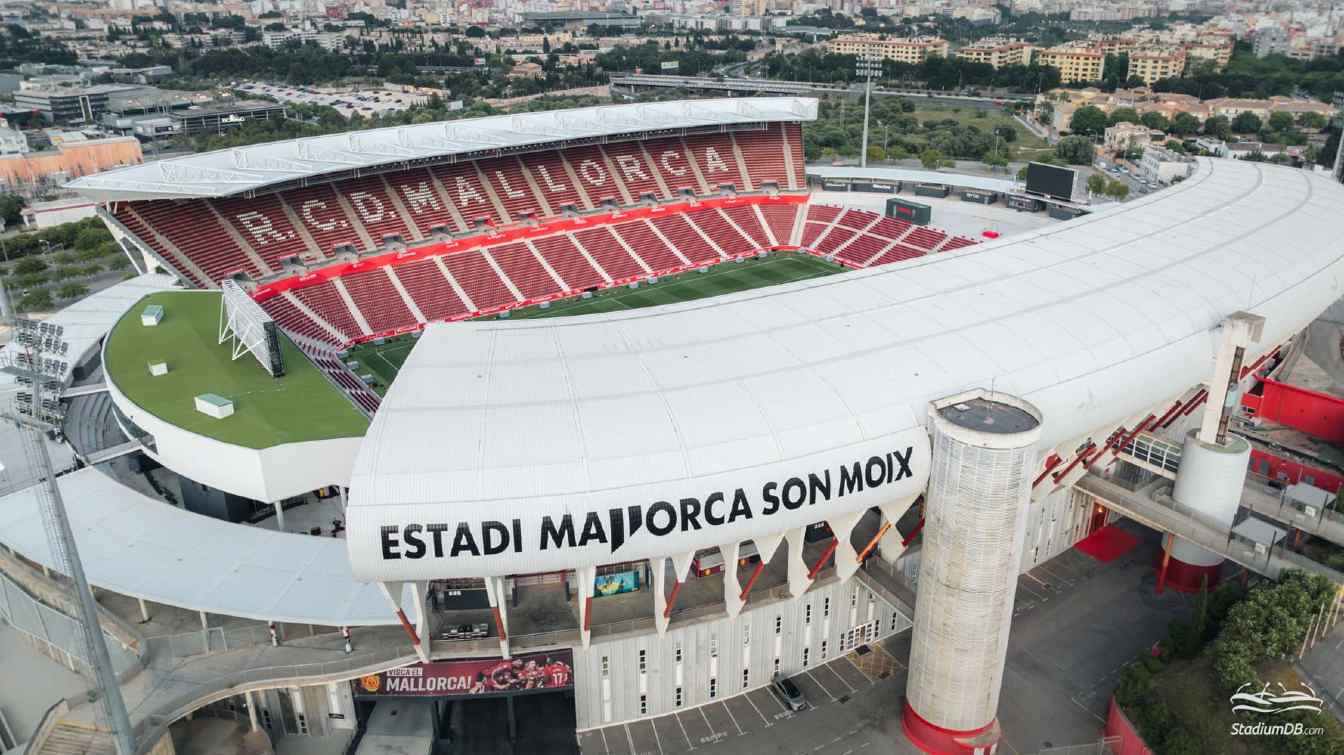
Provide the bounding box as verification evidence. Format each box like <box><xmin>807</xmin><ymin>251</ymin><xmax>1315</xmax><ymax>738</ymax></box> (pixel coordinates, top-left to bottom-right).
<box><xmin>577</xmin><ymin>520</ymin><xmax>1192</xmax><ymax>755</ymax></box>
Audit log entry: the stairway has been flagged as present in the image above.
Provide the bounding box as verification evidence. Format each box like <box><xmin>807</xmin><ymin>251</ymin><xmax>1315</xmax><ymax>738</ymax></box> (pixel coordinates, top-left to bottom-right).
<box><xmin>33</xmin><ymin>722</ymin><xmax>117</xmax><ymax>755</ymax></box>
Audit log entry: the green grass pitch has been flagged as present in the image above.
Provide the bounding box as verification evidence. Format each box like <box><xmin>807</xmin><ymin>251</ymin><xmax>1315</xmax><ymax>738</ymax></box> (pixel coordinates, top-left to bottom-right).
<box><xmin>349</xmin><ymin>251</ymin><xmax>844</xmax><ymax>394</ymax></box>
<box><xmin>104</xmin><ymin>290</ymin><xmax>369</xmax><ymax>448</ymax></box>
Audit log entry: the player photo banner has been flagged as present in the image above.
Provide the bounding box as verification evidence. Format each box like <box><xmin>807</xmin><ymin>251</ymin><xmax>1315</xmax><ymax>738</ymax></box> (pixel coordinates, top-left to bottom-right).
<box><xmin>355</xmin><ymin>651</ymin><xmax>574</xmax><ymax>698</ymax></box>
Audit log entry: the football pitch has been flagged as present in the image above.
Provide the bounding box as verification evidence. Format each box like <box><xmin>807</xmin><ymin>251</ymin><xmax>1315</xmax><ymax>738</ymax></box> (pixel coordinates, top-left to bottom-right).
<box><xmin>345</xmin><ymin>252</ymin><xmax>844</xmax><ymax>394</ymax></box>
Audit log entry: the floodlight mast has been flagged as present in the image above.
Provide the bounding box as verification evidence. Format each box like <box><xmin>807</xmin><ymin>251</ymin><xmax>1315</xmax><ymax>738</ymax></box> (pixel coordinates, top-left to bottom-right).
<box><xmin>1</xmin><ymin>307</ymin><xmax>136</xmax><ymax>754</ymax></box>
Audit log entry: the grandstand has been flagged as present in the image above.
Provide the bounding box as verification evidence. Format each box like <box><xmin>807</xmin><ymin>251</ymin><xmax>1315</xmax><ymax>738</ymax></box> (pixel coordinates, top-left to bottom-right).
<box><xmin>75</xmin><ymin>98</ymin><xmax>988</xmax><ymax>418</ymax></box>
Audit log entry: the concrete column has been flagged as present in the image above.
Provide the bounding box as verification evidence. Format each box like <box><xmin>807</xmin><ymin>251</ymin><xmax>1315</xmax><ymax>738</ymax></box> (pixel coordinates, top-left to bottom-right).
<box><xmin>290</xmin><ymin>687</ymin><xmax>308</xmax><ymax>735</ymax></box>
<box><xmin>337</xmin><ymin>486</ymin><xmax>347</xmax><ymax>511</ymax></box>
<box><xmin>652</xmin><ymin>556</ymin><xmax>669</xmax><ymax>635</ymax></box>
<box><xmin>575</xmin><ymin>566</ymin><xmax>596</xmax><ymax>649</ymax></box>
<box><xmin>720</xmin><ymin>541</ymin><xmax>743</xmax><ymax>617</ymax></box>
<box><xmin>274</xmin><ymin>499</ymin><xmax>286</xmax><ymax>531</ymax></box>
<box><xmin>826</xmin><ymin>511</ymin><xmax>864</xmax><ymax>582</ymax></box>
<box><xmin>784</xmin><ymin>527</ymin><xmax>810</xmax><ymax>597</ymax></box>
<box><xmin>904</xmin><ymin>390</ymin><xmax>1041</xmax><ymax>755</ymax></box>
<box><xmin>485</xmin><ymin>575</ymin><xmax>511</xmax><ymax>658</ymax></box>
<box><xmin>137</xmin><ymin>598</ymin><xmax>150</xmax><ymax>623</ymax></box>
<box><xmin>411</xmin><ymin>581</ymin><xmax>430</xmax><ymax>656</ymax></box>
<box><xmin>245</xmin><ymin>690</ymin><xmax>259</xmax><ymax>732</ymax></box>
<box><xmin>876</xmin><ymin>494</ymin><xmax>921</xmax><ymax>565</ymax></box>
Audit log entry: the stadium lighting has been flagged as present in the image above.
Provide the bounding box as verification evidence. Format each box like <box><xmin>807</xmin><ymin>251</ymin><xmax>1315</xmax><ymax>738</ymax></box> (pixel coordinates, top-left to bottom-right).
<box><xmin>0</xmin><ymin>317</ymin><xmax>136</xmax><ymax>755</ymax></box>
<box><xmin>856</xmin><ymin>55</ymin><xmax>882</xmax><ymax>169</ymax></box>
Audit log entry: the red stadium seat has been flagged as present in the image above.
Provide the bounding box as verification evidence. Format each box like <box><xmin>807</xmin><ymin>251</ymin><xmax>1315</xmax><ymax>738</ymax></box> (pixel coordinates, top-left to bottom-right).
<box><xmin>341</xmin><ymin>267</ymin><xmax>416</xmax><ymax>333</ymax></box>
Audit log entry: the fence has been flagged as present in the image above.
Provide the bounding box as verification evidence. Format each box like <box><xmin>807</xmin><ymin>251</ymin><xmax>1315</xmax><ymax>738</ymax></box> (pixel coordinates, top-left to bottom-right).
<box><xmin>0</xmin><ymin>567</ymin><xmax>137</xmax><ymax>678</ymax></box>
<box><xmin>1035</xmin><ymin>736</ymin><xmax>1124</xmax><ymax>755</ymax></box>
<box><xmin>142</xmin><ymin>622</ymin><xmax>343</xmax><ymax>666</ymax></box>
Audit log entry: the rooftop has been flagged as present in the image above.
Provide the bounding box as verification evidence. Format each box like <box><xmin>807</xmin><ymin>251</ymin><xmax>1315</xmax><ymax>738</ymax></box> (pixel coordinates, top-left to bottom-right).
<box><xmin>104</xmin><ymin>290</ymin><xmax>368</xmax><ymax>449</ymax></box>
<box><xmin>66</xmin><ymin>97</ymin><xmax>818</xmax><ymax>201</ymax></box>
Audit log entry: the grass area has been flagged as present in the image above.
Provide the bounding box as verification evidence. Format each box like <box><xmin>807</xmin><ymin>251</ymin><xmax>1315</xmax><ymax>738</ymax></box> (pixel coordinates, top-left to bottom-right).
<box><xmin>501</xmin><ymin>251</ymin><xmax>843</xmax><ymax>320</ymax></box>
<box><xmin>347</xmin><ymin>252</ymin><xmax>845</xmax><ymax>394</ymax></box>
<box><xmin>104</xmin><ymin>291</ymin><xmax>369</xmax><ymax>448</ymax></box>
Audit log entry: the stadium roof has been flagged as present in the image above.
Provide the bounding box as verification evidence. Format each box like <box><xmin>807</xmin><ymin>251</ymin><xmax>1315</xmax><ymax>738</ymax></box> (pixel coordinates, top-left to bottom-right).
<box><xmin>0</xmin><ymin>467</ymin><xmax>415</xmax><ymax>625</ymax></box>
<box><xmin>65</xmin><ymin>97</ymin><xmax>819</xmax><ymax>202</ymax></box>
<box><xmin>346</xmin><ymin>158</ymin><xmax>1344</xmax><ymax>580</ymax></box>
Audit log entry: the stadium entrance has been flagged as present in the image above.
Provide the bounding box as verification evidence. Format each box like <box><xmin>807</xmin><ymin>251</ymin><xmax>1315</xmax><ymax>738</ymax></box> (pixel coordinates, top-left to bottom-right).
<box><xmin>353</xmin><ymin>652</ymin><xmax>578</xmax><ymax>754</ymax></box>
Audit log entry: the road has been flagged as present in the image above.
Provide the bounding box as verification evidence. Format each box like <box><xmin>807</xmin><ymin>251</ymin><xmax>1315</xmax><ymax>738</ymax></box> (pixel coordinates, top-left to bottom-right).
<box><xmin>578</xmin><ymin>520</ymin><xmax>1191</xmax><ymax>755</ymax></box>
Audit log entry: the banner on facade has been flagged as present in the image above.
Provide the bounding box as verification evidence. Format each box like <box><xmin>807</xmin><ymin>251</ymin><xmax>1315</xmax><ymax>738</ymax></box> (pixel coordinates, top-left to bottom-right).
<box><xmin>355</xmin><ymin>650</ymin><xmax>575</xmax><ymax>698</ymax></box>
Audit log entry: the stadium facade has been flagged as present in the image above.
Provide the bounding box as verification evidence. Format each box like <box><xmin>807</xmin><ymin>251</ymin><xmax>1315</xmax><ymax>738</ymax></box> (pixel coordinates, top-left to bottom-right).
<box><xmin>6</xmin><ymin>97</ymin><xmax>1339</xmax><ymax>753</ymax></box>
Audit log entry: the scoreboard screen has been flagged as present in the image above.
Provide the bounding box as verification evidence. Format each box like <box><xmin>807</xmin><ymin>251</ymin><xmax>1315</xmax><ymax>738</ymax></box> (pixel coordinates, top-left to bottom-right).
<box><xmin>1025</xmin><ymin>162</ymin><xmax>1077</xmax><ymax>203</ymax></box>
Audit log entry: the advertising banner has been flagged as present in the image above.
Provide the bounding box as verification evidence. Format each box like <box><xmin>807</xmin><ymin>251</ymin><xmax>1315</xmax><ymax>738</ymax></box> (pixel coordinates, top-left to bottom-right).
<box><xmin>356</xmin><ymin>650</ymin><xmax>575</xmax><ymax>698</ymax></box>
<box><xmin>595</xmin><ymin>569</ymin><xmax>640</xmax><ymax>597</ymax></box>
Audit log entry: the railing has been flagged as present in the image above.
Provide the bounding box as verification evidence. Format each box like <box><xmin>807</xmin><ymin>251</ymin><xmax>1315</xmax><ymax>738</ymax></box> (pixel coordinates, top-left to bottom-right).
<box><xmin>1034</xmin><ymin>736</ymin><xmax>1123</xmax><ymax>755</ymax></box>
<box><xmin>131</xmin><ymin>641</ymin><xmax>419</xmax><ymax>755</ymax></box>
<box><xmin>21</xmin><ymin>700</ymin><xmax>69</xmax><ymax>755</ymax></box>
<box><xmin>1119</xmin><ymin>432</ymin><xmax>1182</xmax><ymax>477</ymax></box>
<box><xmin>142</xmin><ymin>623</ymin><xmax>350</xmax><ymax>666</ymax></box>
<box><xmin>0</xmin><ymin>567</ymin><xmax>138</xmax><ymax>678</ymax></box>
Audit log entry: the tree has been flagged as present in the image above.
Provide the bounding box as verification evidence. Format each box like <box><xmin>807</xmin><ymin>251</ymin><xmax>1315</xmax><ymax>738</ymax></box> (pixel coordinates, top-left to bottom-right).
<box><xmin>1087</xmin><ymin>173</ymin><xmax>1107</xmax><ymax>195</ymax></box>
<box><xmin>465</xmin><ymin>25</ymin><xmax>486</xmax><ymax>38</ymax></box>
<box><xmin>17</xmin><ymin>289</ymin><xmax>52</xmax><ymax>312</ymax></box>
<box><xmin>1055</xmin><ymin>135</ymin><xmax>1094</xmax><ymax>165</ymax></box>
<box><xmin>1231</xmin><ymin>111</ymin><xmax>1262</xmax><ymax>133</ymax></box>
<box><xmin>918</xmin><ymin>148</ymin><xmax>944</xmax><ymax>169</ymax></box>
<box><xmin>1169</xmin><ymin>112</ymin><xmax>1201</xmax><ymax>136</ymax></box>
<box><xmin>1108</xmin><ymin>107</ymin><xmax>1140</xmax><ymax>126</ymax></box>
<box><xmin>1297</xmin><ymin>111</ymin><xmax>1328</xmax><ymax>130</ymax></box>
<box><xmin>866</xmin><ymin>145</ymin><xmax>886</xmax><ymax>163</ymax></box>
<box><xmin>1141</xmin><ymin>111</ymin><xmax>1169</xmax><ymax>131</ymax></box>
<box><xmin>1105</xmin><ymin>180</ymin><xmax>1130</xmax><ymax>199</ymax></box>
<box><xmin>1203</xmin><ymin>115</ymin><xmax>1231</xmax><ymax>140</ymax></box>
<box><xmin>1267</xmin><ymin>110</ymin><xmax>1296</xmax><ymax>133</ymax></box>
<box><xmin>0</xmin><ymin>193</ymin><xmax>24</xmax><ymax>226</ymax></box>
<box><xmin>1068</xmin><ymin>105</ymin><xmax>1107</xmax><ymax>137</ymax></box>
<box><xmin>56</xmin><ymin>282</ymin><xmax>88</xmax><ymax>300</ymax></box>
<box><xmin>983</xmin><ymin>150</ymin><xmax>1008</xmax><ymax>169</ymax></box>
<box><xmin>12</xmin><ymin>257</ymin><xmax>47</xmax><ymax>276</ymax></box>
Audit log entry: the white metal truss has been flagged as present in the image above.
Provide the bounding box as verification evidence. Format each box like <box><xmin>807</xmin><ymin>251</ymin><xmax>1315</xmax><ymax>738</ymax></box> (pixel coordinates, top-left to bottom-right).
<box><xmin>218</xmin><ymin>280</ymin><xmax>281</xmax><ymax>376</ymax></box>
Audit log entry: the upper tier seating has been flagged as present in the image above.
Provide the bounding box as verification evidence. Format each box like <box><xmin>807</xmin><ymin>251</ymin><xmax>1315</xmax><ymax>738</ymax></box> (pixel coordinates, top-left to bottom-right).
<box><xmin>121</xmin><ymin>125</ymin><xmax>806</xmax><ymax>288</ymax></box>
<box><xmin>342</xmin><ymin>176</ymin><xmax>414</xmax><ymax>245</ymax></box>
<box><xmin>110</xmin><ymin>203</ymin><xmax>206</xmax><ymax>287</ymax></box>
<box><xmin>734</xmin><ymin>124</ymin><xmax>795</xmax><ymax>191</ymax></box>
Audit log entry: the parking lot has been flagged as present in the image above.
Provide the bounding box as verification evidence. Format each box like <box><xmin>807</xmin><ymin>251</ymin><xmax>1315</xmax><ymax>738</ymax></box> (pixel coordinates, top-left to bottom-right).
<box><xmin>577</xmin><ymin>653</ymin><xmax>900</xmax><ymax>755</ymax></box>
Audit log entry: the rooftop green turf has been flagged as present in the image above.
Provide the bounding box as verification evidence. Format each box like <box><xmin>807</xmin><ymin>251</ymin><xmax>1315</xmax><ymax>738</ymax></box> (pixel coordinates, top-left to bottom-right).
<box><xmin>104</xmin><ymin>291</ymin><xmax>369</xmax><ymax>449</ymax></box>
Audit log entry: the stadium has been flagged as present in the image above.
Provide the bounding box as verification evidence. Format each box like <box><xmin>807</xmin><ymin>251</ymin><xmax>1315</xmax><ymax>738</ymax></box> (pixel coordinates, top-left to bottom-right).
<box><xmin>3</xmin><ymin>96</ymin><xmax>1344</xmax><ymax>754</ymax></box>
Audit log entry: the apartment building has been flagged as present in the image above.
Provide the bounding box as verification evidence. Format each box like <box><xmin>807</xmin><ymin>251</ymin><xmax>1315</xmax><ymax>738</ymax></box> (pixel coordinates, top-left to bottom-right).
<box><xmin>1127</xmin><ymin>49</ymin><xmax>1187</xmax><ymax>85</ymax></box>
<box><xmin>826</xmin><ymin>34</ymin><xmax>949</xmax><ymax>64</ymax></box>
<box><xmin>955</xmin><ymin>40</ymin><xmax>1034</xmax><ymax>69</ymax></box>
<box><xmin>1035</xmin><ymin>44</ymin><xmax>1104</xmax><ymax>83</ymax></box>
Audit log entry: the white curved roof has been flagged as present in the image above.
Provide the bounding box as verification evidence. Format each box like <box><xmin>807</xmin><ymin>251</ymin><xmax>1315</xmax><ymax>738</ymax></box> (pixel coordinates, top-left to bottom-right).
<box><xmin>0</xmin><ymin>467</ymin><xmax>415</xmax><ymax>625</ymax></box>
<box><xmin>66</xmin><ymin>97</ymin><xmax>818</xmax><ymax>202</ymax></box>
<box><xmin>346</xmin><ymin>158</ymin><xmax>1344</xmax><ymax>581</ymax></box>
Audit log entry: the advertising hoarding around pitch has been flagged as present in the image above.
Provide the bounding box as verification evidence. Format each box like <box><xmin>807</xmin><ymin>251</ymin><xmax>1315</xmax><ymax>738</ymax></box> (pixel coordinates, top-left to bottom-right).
<box><xmin>356</xmin><ymin>650</ymin><xmax>575</xmax><ymax>698</ymax></box>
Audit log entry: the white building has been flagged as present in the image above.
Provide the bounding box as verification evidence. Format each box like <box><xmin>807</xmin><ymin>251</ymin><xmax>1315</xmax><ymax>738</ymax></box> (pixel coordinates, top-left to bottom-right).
<box><xmin>1139</xmin><ymin>144</ymin><xmax>1193</xmax><ymax>184</ymax></box>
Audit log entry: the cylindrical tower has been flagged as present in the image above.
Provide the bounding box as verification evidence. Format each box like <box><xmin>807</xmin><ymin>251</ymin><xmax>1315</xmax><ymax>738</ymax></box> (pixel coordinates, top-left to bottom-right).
<box><xmin>1162</xmin><ymin>430</ymin><xmax>1251</xmax><ymax>592</ymax></box>
<box><xmin>904</xmin><ymin>390</ymin><xmax>1041</xmax><ymax>755</ymax></box>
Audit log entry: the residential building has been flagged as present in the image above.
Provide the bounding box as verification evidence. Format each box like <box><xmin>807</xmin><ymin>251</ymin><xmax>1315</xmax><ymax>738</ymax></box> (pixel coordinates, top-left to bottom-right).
<box><xmin>1253</xmin><ymin>27</ymin><xmax>1288</xmax><ymax>58</ymax></box>
<box><xmin>955</xmin><ymin>40</ymin><xmax>1033</xmax><ymax>69</ymax></box>
<box><xmin>1127</xmin><ymin>49</ymin><xmax>1187</xmax><ymax>85</ymax></box>
<box><xmin>1104</xmin><ymin>121</ymin><xmax>1152</xmax><ymax>153</ymax></box>
<box><xmin>0</xmin><ymin>122</ymin><xmax>27</xmax><ymax>155</ymax></box>
<box><xmin>1139</xmin><ymin>144</ymin><xmax>1193</xmax><ymax>184</ymax></box>
<box><xmin>1035</xmin><ymin>44</ymin><xmax>1104</xmax><ymax>83</ymax></box>
<box><xmin>826</xmin><ymin>34</ymin><xmax>949</xmax><ymax>64</ymax></box>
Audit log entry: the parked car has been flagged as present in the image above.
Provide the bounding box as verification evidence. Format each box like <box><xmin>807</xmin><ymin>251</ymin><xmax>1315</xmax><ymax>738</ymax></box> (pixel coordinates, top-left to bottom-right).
<box><xmin>773</xmin><ymin>673</ymin><xmax>806</xmax><ymax>711</ymax></box>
